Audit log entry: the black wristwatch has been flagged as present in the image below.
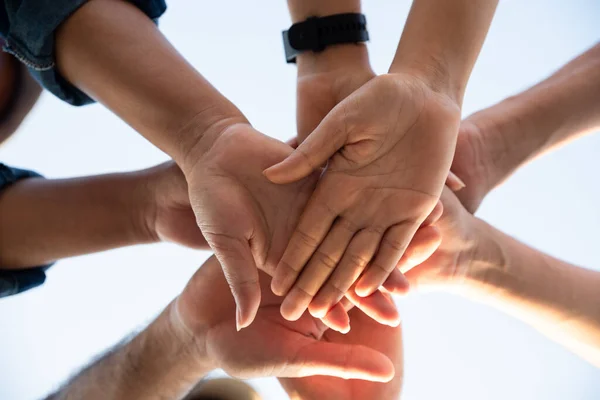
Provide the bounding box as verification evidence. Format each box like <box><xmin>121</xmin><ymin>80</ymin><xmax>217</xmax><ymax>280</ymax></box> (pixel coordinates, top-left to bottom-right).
<box><xmin>282</xmin><ymin>13</ymin><xmax>369</xmax><ymax>64</ymax></box>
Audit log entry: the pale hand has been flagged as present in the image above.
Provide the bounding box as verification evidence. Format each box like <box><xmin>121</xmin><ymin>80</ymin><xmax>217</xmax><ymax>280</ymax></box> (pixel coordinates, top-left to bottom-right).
<box><xmin>266</xmin><ymin>73</ymin><xmax>461</xmax><ymax>322</ymax></box>
<box><xmin>176</xmin><ymin>256</ymin><xmax>396</xmax><ymax>382</ymax></box>
<box><xmin>278</xmin><ymin>305</ymin><xmax>404</xmax><ymax>400</ymax></box>
<box><xmin>403</xmin><ymin>187</ymin><xmax>486</xmax><ymax>289</ymax></box>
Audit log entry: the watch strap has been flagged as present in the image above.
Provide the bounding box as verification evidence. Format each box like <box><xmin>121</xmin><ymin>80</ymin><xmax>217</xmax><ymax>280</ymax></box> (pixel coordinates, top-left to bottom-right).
<box><xmin>283</xmin><ymin>13</ymin><xmax>369</xmax><ymax>63</ymax></box>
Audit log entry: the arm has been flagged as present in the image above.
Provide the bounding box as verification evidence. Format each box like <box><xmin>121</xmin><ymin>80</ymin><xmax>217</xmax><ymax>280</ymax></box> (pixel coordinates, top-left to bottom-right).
<box><xmin>389</xmin><ymin>0</ymin><xmax>499</xmax><ymax>105</ymax></box>
<box><xmin>0</xmin><ymin>172</ymin><xmax>152</xmax><ymax>269</ymax></box>
<box><xmin>287</xmin><ymin>0</ymin><xmax>373</xmax><ymax>143</ymax></box>
<box><xmin>404</xmin><ymin>189</ymin><xmax>600</xmax><ymax>367</ymax></box>
<box><xmin>267</xmin><ymin>0</ymin><xmax>497</xmax><ymax>320</ymax></box>
<box><xmin>452</xmin><ymin>43</ymin><xmax>600</xmax><ymax>211</ymax></box>
<box><xmin>45</xmin><ymin>301</ymin><xmax>213</xmax><ymax>400</ymax></box>
<box><xmin>54</xmin><ymin>0</ymin><xmax>246</xmax><ymax>167</ymax></box>
<box><xmin>0</xmin><ymin>162</ymin><xmax>207</xmax><ymax>269</ymax></box>
<box><xmin>468</xmin><ymin>220</ymin><xmax>600</xmax><ymax>367</ymax></box>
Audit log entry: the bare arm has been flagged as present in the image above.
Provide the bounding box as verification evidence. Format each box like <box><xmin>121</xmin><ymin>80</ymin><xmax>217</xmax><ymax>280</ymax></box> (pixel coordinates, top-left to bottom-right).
<box><xmin>466</xmin><ymin>220</ymin><xmax>600</xmax><ymax>367</ymax></box>
<box><xmin>54</xmin><ymin>0</ymin><xmax>246</xmax><ymax>170</ymax></box>
<box><xmin>389</xmin><ymin>0</ymin><xmax>499</xmax><ymax>104</ymax></box>
<box><xmin>45</xmin><ymin>301</ymin><xmax>213</xmax><ymax>400</ymax></box>
<box><xmin>0</xmin><ymin>172</ymin><xmax>153</xmax><ymax>268</ymax></box>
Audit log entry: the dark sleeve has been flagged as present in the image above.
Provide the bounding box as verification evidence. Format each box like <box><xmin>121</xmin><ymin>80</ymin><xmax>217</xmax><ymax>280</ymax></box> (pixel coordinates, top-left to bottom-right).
<box><xmin>0</xmin><ymin>163</ymin><xmax>50</xmax><ymax>298</ymax></box>
<box><xmin>0</xmin><ymin>0</ymin><xmax>167</xmax><ymax>106</ymax></box>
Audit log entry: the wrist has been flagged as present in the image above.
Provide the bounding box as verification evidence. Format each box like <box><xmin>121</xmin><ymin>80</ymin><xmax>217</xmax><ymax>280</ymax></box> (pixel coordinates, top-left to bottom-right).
<box><xmin>167</xmin><ymin>299</ymin><xmax>215</xmax><ymax>374</ymax></box>
<box><xmin>177</xmin><ymin>115</ymin><xmax>249</xmax><ymax>176</ymax></box>
<box><xmin>388</xmin><ymin>62</ymin><xmax>464</xmax><ymax>108</ymax></box>
<box><xmin>464</xmin><ymin>93</ymin><xmax>553</xmax><ymax>191</ymax></box>
<box><xmin>288</xmin><ymin>0</ymin><xmax>361</xmax><ymax>23</ymax></box>
<box><xmin>459</xmin><ymin>219</ymin><xmax>509</xmax><ymax>294</ymax></box>
<box><xmin>296</xmin><ymin>43</ymin><xmax>371</xmax><ymax>77</ymax></box>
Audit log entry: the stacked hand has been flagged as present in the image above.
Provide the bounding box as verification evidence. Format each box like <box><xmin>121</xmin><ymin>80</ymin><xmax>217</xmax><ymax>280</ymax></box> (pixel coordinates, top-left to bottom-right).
<box><xmin>267</xmin><ymin>68</ymin><xmax>461</xmax><ymax>322</ymax></box>
<box><xmin>175</xmin><ymin>256</ymin><xmax>399</xmax><ymax>384</ymax></box>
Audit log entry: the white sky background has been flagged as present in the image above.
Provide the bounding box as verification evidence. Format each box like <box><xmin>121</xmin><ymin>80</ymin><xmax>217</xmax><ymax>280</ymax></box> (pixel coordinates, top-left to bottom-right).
<box><xmin>0</xmin><ymin>0</ymin><xmax>599</xmax><ymax>399</ymax></box>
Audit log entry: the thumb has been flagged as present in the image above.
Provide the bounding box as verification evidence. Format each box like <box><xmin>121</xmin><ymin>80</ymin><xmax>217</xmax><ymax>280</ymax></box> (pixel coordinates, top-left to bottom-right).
<box><xmin>286</xmin><ymin>340</ymin><xmax>395</xmax><ymax>382</ymax></box>
<box><xmin>207</xmin><ymin>234</ymin><xmax>261</xmax><ymax>331</ymax></box>
<box><xmin>263</xmin><ymin>115</ymin><xmax>347</xmax><ymax>184</ymax></box>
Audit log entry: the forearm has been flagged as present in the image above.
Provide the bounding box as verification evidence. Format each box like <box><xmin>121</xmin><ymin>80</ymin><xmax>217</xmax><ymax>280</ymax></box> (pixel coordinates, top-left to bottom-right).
<box><xmin>46</xmin><ymin>301</ymin><xmax>213</xmax><ymax>400</ymax></box>
<box><xmin>467</xmin><ymin>43</ymin><xmax>600</xmax><ymax>188</ymax></box>
<box><xmin>389</xmin><ymin>0</ymin><xmax>498</xmax><ymax>105</ymax></box>
<box><xmin>464</xmin><ymin>221</ymin><xmax>600</xmax><ymax>366</ymax></box>
<box><xmin>0</xmin><ymin>171</ymin><xmax>154</xmax><ymax>269</ymax></box>
<box><xmin>55</xmin><ymin>0</ymin><xmax>246</xmax><ymax>169</ymax></box>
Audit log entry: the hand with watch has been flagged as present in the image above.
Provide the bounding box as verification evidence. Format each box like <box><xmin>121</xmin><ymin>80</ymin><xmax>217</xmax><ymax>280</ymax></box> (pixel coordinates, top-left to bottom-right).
<box><xmin>269</xmin><ymin>0</ymin><xmax>499</xmax><ymax>324</ymax></box>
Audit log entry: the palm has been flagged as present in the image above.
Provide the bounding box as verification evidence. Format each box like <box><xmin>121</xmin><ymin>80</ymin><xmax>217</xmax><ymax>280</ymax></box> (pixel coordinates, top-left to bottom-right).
<box><xmin>279</xmin><ymin>308</ymin><xmax>403</xmax><ymax>400</ymax></box>
<box><xmin>177</xmin><ymin>257</ymin><xmax>395</xmax><ymax>382</ymax></box>
<box><xmin>185</xmin><ymin>124</ymin><xmax>319</xmax><ymax>326</ymax></box>
<box><xmin>270</xmin><ymin>74</ymin><xmax>461</xmax><ymax>319</ymax></box>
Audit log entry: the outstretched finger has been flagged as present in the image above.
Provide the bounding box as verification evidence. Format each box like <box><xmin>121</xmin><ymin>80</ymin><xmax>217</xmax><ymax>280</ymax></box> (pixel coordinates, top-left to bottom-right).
<box><xmin>355</xmin><ymin>221</ymin><xmax>419</xmax><ymax>297</ymax></box>
<box><xmin>284</xmin><ymin>338</ymin><xmax>395</xmax><ymax>382</ymax></box>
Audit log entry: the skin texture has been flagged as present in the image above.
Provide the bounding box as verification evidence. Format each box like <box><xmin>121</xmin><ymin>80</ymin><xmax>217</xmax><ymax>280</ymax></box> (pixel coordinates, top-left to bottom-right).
<box><xmin>451</xmin><ymin>42</ymin><xmax>600</xmax><ymax>213</ymax></box>
<box><xmin>268</xmin><ymin>0</ymin><xmax>499</xmax><ymax>323</ymax></box>
<box><xmin>45</xmin><ymin>256</ymin><xmax>398</xmax><ymax>400</ymax></box>
<box><xmin>177</xmin><ymin>256</ymin><xmax>397</xmax><ymax>382</ymax></box>
<box><xmin>0</xmin><ymin>162</ymin><xmax>207</xmax><ymax>269</ymax></box>
<box><xmin>51</xmin><ymin>0</ymin><xmax>403</xmax><ymax>329</ymax></box>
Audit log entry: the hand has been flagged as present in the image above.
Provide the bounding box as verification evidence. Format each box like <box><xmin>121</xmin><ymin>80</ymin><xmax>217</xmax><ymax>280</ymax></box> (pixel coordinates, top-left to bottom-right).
<box><xmin>295</xmin><ymin>45</ymin><xmax>375</xmax><ymax>143</ymax></box>
<box><xmin>266</xmin><ymin>73</ymin><xmax>461</xmax><ymax>321</ymax></box>
<box><xmin>175</xmin><ymin>256</ymin><xmax>396</xmax><ymax>382</ymax></box>
<box><xmin>402</xmin><ymin>187</ymin><xmax>492</xmax><ymax>289</ymax></box>
<box><xmin>142</xmin><ymin>162</ymin><xmax>209</xmax><ymax>249</ymax></box>
<box><xmin>180</xmin><ymin>123</ymin><xmax>406</xmax><ymax>332</ymax></box>
<box><xmin>181</xmin><ymin>123</ymin><xmax>321</xmax><ymax>330</ymax></box>
<box><xmin>278</xmin><ymin>305</ymin><xmax>404</xmax><ymax>400</ymax></box>
<box><xmin>451</xmin><ymin>115</ymin><xmax>509</xmax><ymax>214</ymax></box>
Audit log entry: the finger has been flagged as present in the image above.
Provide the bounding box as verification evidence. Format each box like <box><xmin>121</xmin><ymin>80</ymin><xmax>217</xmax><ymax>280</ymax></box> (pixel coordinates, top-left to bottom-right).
<box><xmin>308</xmin><ymin>229</ymin><xmax>380</xmax><ymax>318</ymax></box>
<box><xmin>271</xmin><ymin>201</ymin><xmax>339</xmax><ymax>297</ymax></box>
<box><xmin>382</xmin><ymin>268</ymin><xmax>410</xmax><ymax>294</ymax></box>
<box><xmin>422</xmin><ymin>199</ymin><xmax>443</xmax><ymax>227</ymax></box>
<box><xmin>320</xmin><ymin>302</ymin><xmax>351</xmax><ymax>334</ymax></box>
<box><xmin>397</xmin><ymin>226</ymin><xmax>441</xmax><ymax>274</ymax></box>
<box><xmin>446</xmin><ymin>171</ymin><xmax>466</xmax><ymax>192</ymax></box>
<box><xmin>285</xmin><ymin>339</ymin><xmax>395</xmax><ymax>382</ymax></box>
<box><xmin>263</xmin><ymin>115</ymin><xmax>347</xmax><ymax>184</ymax></box>
<box><xmin>383</xmin><ymin>226</ymin><xmax>441</xmax><ymax>295</ymax></box>
<box><xmin>207</xmin><ymin>234</ymin><xmax>261</xmax><ymax>331</ymax></box>
<box><xmin>280</xmin><ymin>218</ymin><xmax>358</xmax><ymax>321</ymax></box>
<box><xmin>345</xmin><ymin>287</ymin><xmax>400</xmax><ymax>327</ymax></box>
<box><xmin>355</xmin><ymin>221</ymin><xmax>419</xmax><ymax>297</ymax></box>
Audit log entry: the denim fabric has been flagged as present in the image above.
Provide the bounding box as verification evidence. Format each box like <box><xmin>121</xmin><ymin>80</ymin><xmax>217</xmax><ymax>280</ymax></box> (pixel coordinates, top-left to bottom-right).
<box><xmin>0</xmin><ymin>0</ymin><xmax>167</xmax><ymax>106</ymax></box>
<box><xmin>0</xmin><ymin>163</ymin><xmax>50</xmax><ymax>298</ymax></box>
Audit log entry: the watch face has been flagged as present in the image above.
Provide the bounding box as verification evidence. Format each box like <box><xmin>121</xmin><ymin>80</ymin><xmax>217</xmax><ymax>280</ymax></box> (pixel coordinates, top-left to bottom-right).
<box><xmin>282</xmin><ymin>30</ymin><xmax>299</xmax><ymax>63</ymax></box>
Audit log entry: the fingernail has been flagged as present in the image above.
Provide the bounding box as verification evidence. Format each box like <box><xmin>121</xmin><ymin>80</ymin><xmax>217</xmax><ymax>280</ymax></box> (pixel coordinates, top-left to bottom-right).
<box><xmin>341</xmin><ymin>323</ymin><xmax>351</xmax><ymax>334</ymax></box>
<box><xmin>448</xmin><ymin>173</ymin><xmax>466</xmax><ymax>191</ymax></box>
<box><xmin>236</xmin><ymin>307</ymin><xmax>244</xmax><ymax>332</ymax></box>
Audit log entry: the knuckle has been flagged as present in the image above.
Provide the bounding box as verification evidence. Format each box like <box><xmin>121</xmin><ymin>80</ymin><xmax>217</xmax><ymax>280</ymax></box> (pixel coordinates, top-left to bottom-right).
<box><xmin>338</xmin><ymin>217</ymin><xmax>360</xmax><ymax>233</ymax></box>
<box><xmin>295</xmin><ymin>229</ymin><xmax>321</xmax><ymax>249</ymax></box>
<box><xmin>347</xmin><ymin>253</ymin><xmax>370</xmax><ymax>270</ymax></box>
<box><xmin>371</xmin><ymin>260</ymin><xmax>395</xmax><ymax>274</ymax></box>
<box><xmin>382</xmin><ymin>235</ymin><xmax>407</xmax><ymax>252</ymax></box>
<box><xmin>313</xmin><ymin>250</ymin><xmax>338</xmax><ymax>270</ymax></box>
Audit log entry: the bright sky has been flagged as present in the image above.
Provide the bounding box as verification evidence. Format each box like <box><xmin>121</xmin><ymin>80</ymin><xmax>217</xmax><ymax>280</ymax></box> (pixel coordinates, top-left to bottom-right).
<box><xmin>0</xmin><ymin>1</ymin><xmax>599</xmax><ymax>399</ymax></box>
